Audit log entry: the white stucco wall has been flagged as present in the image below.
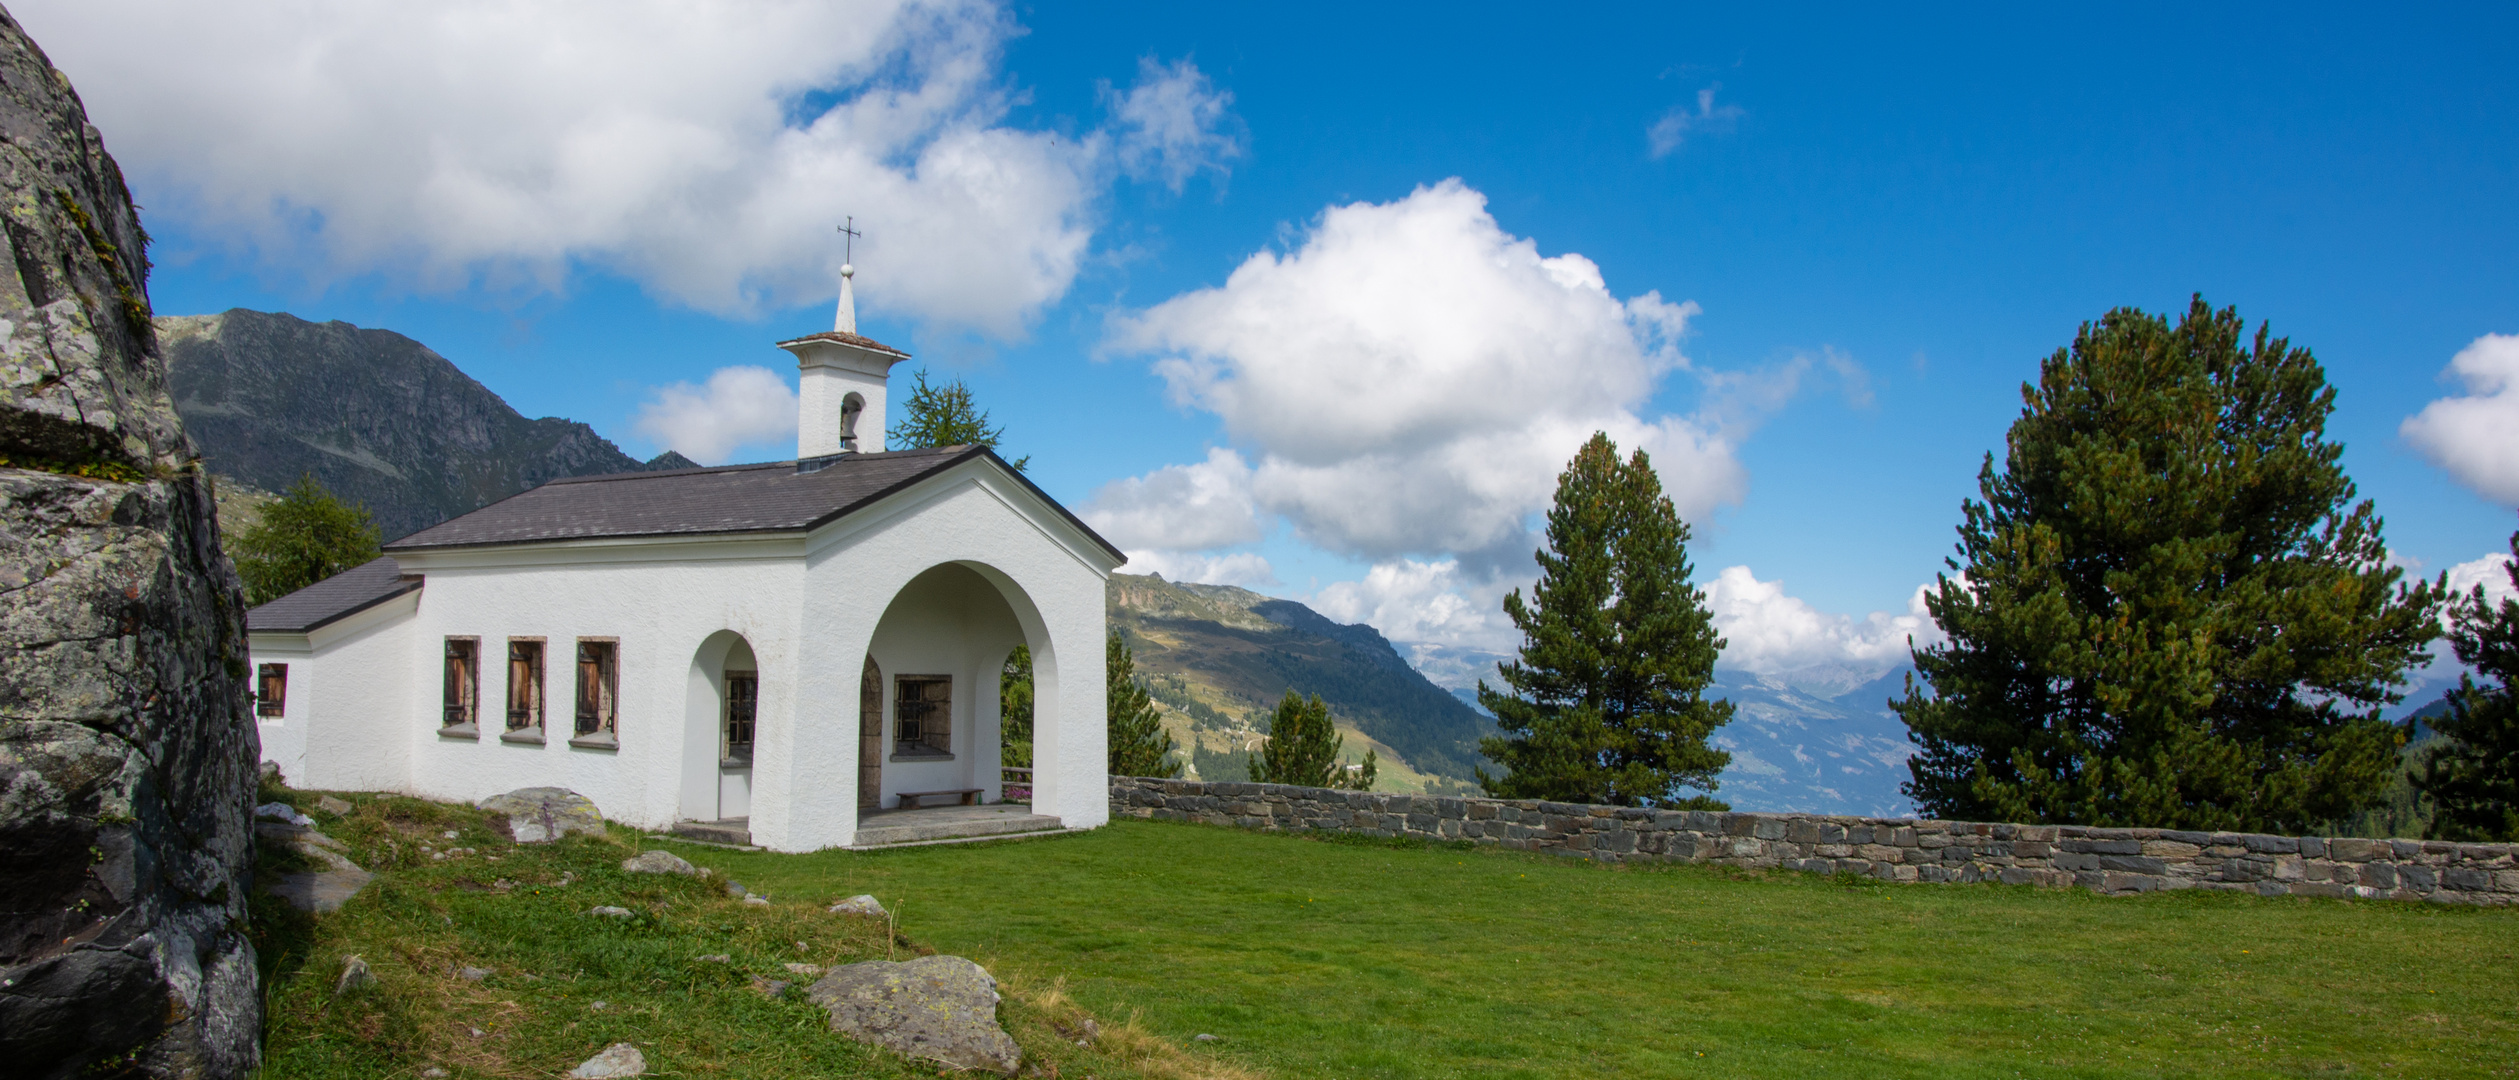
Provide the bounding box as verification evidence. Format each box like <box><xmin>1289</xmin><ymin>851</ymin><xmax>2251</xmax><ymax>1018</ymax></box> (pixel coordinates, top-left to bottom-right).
<box><xmin>251</xmin><ymin>455</ymin><xmax>1118</xmax><ymax>852</ymax></box>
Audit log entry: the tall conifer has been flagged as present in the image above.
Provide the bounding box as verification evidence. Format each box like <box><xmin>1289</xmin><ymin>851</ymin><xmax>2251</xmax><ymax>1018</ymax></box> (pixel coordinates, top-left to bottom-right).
<box><xmin>1477</xmin><ymin>433</ymin><xmax>1732</xmax><ymax>808</ymax></box>
<box><xmin>1107</xmin><ymin>632</ymin><xmax>1180</xmax><ymax>778</ymax></box>
<box><xmin>2416</xmin><ymin>526</ymin><xmax>2519</xmax><ymax>841</ymax></box>
<box><xmin>1896</xmin><ymin>298</ymin><xmax>2442</xmax><ymax>832</ymax></box>
<box><xmin>1250</xmin><ymin>691</ymin><xmax>1374</xmax><ymax>788</ymax></box>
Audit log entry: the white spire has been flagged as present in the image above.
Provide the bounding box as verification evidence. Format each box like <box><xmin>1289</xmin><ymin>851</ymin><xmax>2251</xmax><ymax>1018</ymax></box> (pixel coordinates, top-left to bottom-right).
<box><xmin>833</xmin><ymin>262</ymin><xmax>857</xmax><ymax>334</ymax></box>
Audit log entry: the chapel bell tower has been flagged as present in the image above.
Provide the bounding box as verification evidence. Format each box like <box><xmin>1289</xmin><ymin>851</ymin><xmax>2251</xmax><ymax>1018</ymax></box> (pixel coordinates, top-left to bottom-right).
<box><xmin>780</xmin><ymin>256</ymin><xmax>909</xmax><ymax>460</ymax></box>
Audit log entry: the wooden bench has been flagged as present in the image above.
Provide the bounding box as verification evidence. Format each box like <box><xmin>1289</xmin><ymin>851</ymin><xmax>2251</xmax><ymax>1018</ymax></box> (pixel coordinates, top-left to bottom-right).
<box><xmin>895</xmin><ymin>788</ymin><xmax>984</xmax><ymax>808</ymax></box>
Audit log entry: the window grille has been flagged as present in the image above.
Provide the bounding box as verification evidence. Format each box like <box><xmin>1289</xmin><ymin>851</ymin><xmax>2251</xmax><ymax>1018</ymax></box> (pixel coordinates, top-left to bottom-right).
<box><xmin>722</xmin><ymin>671</ymin><xmax>757</xmax><ymax>763</ymax></box>
<box><xmin>442</xmin><ymin>639</ymin><xmax>478</xmax><ymax>728</ymax></box>
<box><xmin>894</xmin><ymin>675</ymin><xmax>951</xmax><ymax>755</ymax></box>
<box><xmin>575</xmin><ymin>641</ymin><xmax>617</xmax><ymax>738</ymax></box>
<box><xmin>255</xmin><ymin>663</ymin><xmax>287</xmax><ymax>718</ymax></box>
<box><xmin>506</xmin><ymin>640</ymin><xmax>544</xmax><ymax>731</ymax></box>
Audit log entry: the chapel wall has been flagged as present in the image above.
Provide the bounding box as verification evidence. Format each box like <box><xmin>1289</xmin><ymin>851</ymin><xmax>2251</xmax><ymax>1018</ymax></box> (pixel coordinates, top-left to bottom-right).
<box><xmin>396</xmin><ymin>556</ymin><xmax>806</xmax><ymax>832</ymax></box>
<box><xmin>1110</xmin><ymin>777</ymin><xmax>2519</xmax><ymax>906</ymax></box>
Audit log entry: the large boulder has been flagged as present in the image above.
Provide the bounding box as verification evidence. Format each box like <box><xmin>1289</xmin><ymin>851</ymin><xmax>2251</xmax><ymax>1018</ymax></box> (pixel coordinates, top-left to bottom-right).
<box><xmin>0</xmin><ymin>9</ymin><xmax>262</xmax><ymax>1078</ymax></box>
<box><xmin>477</xmin><ymin>787</ymin><xmax>604</xmax><ymax>843</ymax></box>
<box><xmin>805</xmin><ymin>956</ymin><xmax>1022</xmax><ymax>1075</ymax></box>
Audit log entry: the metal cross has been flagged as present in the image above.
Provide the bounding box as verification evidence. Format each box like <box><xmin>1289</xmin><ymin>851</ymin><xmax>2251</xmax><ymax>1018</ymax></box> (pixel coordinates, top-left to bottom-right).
<box><xmin>837</xmin><ymin>217</ymin><xmax>862</xmax><ymax>263</ymax></box>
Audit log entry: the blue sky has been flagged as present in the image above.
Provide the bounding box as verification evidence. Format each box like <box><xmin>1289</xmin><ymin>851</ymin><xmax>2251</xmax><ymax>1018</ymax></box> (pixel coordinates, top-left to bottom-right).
<box><xmin>24</xmin><ymin>1</ymin><xmax>2519</xmax><ymax>680</ymax></box>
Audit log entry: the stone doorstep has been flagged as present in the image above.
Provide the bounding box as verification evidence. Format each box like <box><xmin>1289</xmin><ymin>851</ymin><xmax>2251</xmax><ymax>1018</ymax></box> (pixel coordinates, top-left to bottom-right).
<box><xmin>671</xmin><ymin>819</ymin><xmax>754</xmax><ymax>847</ymax></box>
<box><xmin>844</xmin><ymin>827</ymin><xmax>1089</xmax><ymax>852</ymax></box>
<box><xmin>848</xmin><ymin>811</ymin><xmax>1065</xmax><ymax>848</ymax></box>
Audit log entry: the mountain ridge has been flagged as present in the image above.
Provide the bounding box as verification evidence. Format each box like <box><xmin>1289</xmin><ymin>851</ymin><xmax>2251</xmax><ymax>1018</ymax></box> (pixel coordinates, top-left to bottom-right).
<box><xmin>162</xmin><ymin>308</ymin><xmax>685</xmax><ymax>540</ymax></box>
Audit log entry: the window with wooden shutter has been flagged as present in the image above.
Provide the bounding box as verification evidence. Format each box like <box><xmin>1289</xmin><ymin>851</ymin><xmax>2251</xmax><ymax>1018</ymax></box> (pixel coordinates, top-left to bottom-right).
<box><xmin>255</xmin><ymin>663</ymin><xmax>287</xmax><ymax>718</ymax></box>
<box><xmin>574</xmin><ymin>640</ymin><xmax>617</xmax><ymax>739</ymax></box>
<box><xmin>442</xmin><ymin>639</ymin><xmax>478</xmax><ymax>729</ymax></box>
<box><xmin>506</xmin><ymin>640</ymin><xmax>544</xmax><ymax>732</ymax></box>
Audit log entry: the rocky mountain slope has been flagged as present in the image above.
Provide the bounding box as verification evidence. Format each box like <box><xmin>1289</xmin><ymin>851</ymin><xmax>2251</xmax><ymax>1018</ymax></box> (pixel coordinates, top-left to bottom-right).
<box><xmin>1109</xmin><ymin>574</ymin><xmax>1490</xmax><ymax>792</ymax></box>
<box><xmin>160</xmin><ymin>309</ymin><xmax>690</xmax><ymax>540</ymax></box>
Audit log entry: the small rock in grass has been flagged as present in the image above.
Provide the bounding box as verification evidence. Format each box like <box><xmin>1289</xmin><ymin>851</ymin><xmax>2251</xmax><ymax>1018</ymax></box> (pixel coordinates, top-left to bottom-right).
<box><xmin>255</xmin><ymin>802</ymin><xmax>314</xmax><ymax>827</ymax></box>
<box><xmin>724</xmin><ymin>882</ymin><xmax>747</xmax><ymax>898</ymax></box>
<box><xmin>695</xmin><ymin>954</ymin><xmax>731</xmax><ymax>964</ymax></box>
<box><xmin>784</xmin><ymin>963</ymin><xmax>823</xmax><ymax>976</ymax></box>
<box><xmin>568</xmin><ymin>1042</ymin><xmax>648</xmax><ymax>1078</ymax></box>
<box><xmin>590</xmin><ymin>1001</ymin><xmax>609</xmax><ymax>1011</ymax></box>
<box><xmin>589</xmin><ymin>905</ymin><xmax>635</xmax><ymax>919</ymax></box>
<box><xmin>477</xmin><ymin>786</ymin><xmax>606</xmax><ymax>843</ymax></box>
<box><xmin>621</xmin><ymin>850</ymin><xmax>698</xmax><ymax>875</ymax></box>
<box><xmin>748</xmin><ymin>975</ymin><xmax>790</xmax><ymax>998</ymax></box>
<box><xmin>457</xmin><ymin>966</ymin><xmax>493</xmax><ymax>982</ymax></box>
<box><xmin>443</xmin><ymin>830</ymin><xmax>460</xmax><ymax>839</ymax></box>
<box><xmin>743</xmin><ymin>895</ymin><xmax>770</xmax><ymax>906</ymax></box>
<box><xmin>1194</xmin><ymin>1033</ymin><xmax>1220</xmax><ymax>1042</ymax></box>
<box><xmin>420</xmin><ymin>1069</ymin><xmax>448</xmax><ymax>1079</ymax></box>
<box><xmin>334</xmin><ymin>955</ymin><xmax>377</xmax><ymax>996</ymax></box>
<box><xmin>805</xmin><ymin>956</ymin><xmax>1020</xmax><ymax>1075</ymax></box>
<box><xmin>827</xmin><ymin>894</ymin><xmax>887</xmax><ymax>917</ymax></box>
<box><xmin>316</xmin><ymin>794</ymin><xmax>353</xmax><ymax>816</ymax></box>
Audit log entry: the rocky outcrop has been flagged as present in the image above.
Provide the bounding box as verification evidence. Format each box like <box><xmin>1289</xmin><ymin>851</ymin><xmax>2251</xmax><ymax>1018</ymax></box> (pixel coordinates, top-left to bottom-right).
<box><xmin>0</xmin><ymin>9</ymin><xmax>262</xmax><ymax>1078</ymax></box>
<box><xmin>158</xmin><ymin>309</ymin><xmax>684</xmax><ymax>541</ymax></box>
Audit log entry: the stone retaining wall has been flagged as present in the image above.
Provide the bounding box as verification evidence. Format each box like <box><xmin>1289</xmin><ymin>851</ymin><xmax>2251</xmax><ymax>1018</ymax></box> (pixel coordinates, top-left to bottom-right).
<box><xmin>1110</xmin><ymin>777</ymin><xmax>2519</xmax><ymax>906</ymax></box>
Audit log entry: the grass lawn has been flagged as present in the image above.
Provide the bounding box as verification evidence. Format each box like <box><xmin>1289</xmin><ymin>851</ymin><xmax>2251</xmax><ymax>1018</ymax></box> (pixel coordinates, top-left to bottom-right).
<box><xmin>702</xmin><ymin>818</ymin><xmax>2519</xmax><ymax>1080</ymax></box>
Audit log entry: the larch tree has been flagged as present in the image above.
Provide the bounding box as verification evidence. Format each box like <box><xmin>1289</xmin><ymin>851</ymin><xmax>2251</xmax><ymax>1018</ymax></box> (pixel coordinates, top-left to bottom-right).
<box><xmin>2415</xmin><ymin>526</ymin><xmax>2519</xmax><ymax>841</ymax></box>
<box><xmin>229</xmin><ymin>473</ymin><xmax>383</xmax><ymax>605</ymax></box>
<box><xmin>886</xmin><ymin>368</ymin><xmax>1029</xmax><ymax>470</ymax></box>
<box><xmin>1477</xmin><ymin>432</ymin><xmax>1732</xmax><ymax>808</ymax></box>
<box><xmin>1107</xmin><ymin>632</ymin><xmax>1180</xmax><ymax>778</ymax></box>
<box><xmin>1895</xmin><ymin>297</ymin><xmax>2443</xmax><ymax>833</ymax></box>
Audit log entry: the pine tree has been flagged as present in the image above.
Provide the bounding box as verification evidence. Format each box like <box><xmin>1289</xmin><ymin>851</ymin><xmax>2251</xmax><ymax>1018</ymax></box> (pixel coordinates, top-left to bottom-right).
<box><xmin>887</xmin><ymin>369</ymin><xmax>1029</xmax><ymax>470</ymax></box>
<box><xmin>1000</xmin><ymin>645</ymin><xmax>1034</xmax><ymax>769</ymax></box>
<box><xmin>1476</xmin><ymin>432</ymin><xmax>1732</xmax><ymax>808</ymax></box>
<box><xmin>1895</xmin><ymin>298</ymin><xmax>2444</xmax><ymax>832</ymax></box>
<box><xmin>1249</xmin><ymin>690</ymin><xmax>1361</xmax><ymax>788</ymax></box>
<box><xmin>1107</xmin><ymin>632</ymin><xmax>1180</xmax><ymax>778</ymax></box>
<box><xmin>229</xmin><ymin>473</ymin><xmax>383</xmax><ymax>605</ymax></box>
<box><xmin>2415</xmin><ymin>527</ymin><xmax>2519</xmax><ymax>841</ymax></box>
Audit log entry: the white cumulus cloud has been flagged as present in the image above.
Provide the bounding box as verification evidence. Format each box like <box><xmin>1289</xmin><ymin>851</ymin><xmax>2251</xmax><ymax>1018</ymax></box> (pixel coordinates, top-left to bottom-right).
<box><xmin>1081</xmin><ymin>448</ymin><xmax>1261</xmax><ymax>551</ymax></box>
<box><xmin>1311</xmin><ymin>559</ymin><xmax>1511</xmax><ymax>649</ymax></box>
<box><xmin>1701</xmin><ymin>566</ymin><xmax>1942</xmax><ymax>677</ymax></box>
<box><xmin>1108</xmin><ymin>178</ymin><xmax>1775</xmax><ymax>568</ymax></box>
<box><xmin>2402</xmin><ymin>333</ymin><xmax>2519</xmax><ymax>505</ymax></box>
<box><xmin>15</xmin><ymin>0</ymin><xmax>1239</xmax><ymax>335</ymax></box>
<box><xmin>2446</xmin><ymin>548</ymin><xmax>2519</xmax><ymax>612</ymax></box>
<box><xmin>632</xmin><ymin>366</ymin><xmax>798</xmax><ymax>465</ymax></box>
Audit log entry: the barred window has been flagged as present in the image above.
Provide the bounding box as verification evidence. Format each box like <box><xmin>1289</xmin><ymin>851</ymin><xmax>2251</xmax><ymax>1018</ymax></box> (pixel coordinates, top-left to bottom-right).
<box><xmin>894</xmin><ymin>675</ymin><xmax>951</xmax><ymax>757</ymax></box>
<box><xmin>255</xmin><ymin>663</ymin><xmax>287</xmax><ymax>718</ymax></box>
<box><xmin>442</xmin><ymin>639</ymin><xmax>478</xmax><ymax>729</ymax></box>
<box><xmin>506</xmin><ymin>640</ymin><xmax>544</xmax><ymax>732</ymax></box>
<box><xmin>574</xmin><ymin>641</ymin><xmax>617</xmax><ymax>738</ymax></box>
<box><xmin>722</xmin><ymin>671</ymin><xmax>757</xmax><ymax>764</ymax></box>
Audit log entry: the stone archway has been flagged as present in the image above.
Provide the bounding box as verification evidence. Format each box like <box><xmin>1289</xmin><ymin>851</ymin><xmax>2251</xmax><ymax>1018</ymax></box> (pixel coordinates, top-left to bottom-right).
<box><xmin>858</xmin><ymin>654</ymin><xmax>883</xmax><ymax>811</ymax></box>
<box><xmin>681</xmin><ymin>630</ymin><xmax>759</xmax><ymax>825</ymax></box>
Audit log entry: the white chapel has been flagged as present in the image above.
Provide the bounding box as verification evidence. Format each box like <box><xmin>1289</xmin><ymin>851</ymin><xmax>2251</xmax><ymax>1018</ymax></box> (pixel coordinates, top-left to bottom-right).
<box><xmin>245</xmin><ymin>265</ymin><xmax>1122</xmax><ymax>851</ymax></box>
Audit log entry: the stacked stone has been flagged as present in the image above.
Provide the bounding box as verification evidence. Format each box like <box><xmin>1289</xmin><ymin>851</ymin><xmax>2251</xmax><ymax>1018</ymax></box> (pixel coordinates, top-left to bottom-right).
<box><xmin>1109</xmin><ymin>777</ymin><xmax>2519</xmax><ymax>907</ymax></box>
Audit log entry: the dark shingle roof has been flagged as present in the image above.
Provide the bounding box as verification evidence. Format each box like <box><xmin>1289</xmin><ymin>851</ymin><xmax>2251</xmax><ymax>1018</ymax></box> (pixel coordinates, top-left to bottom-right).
<box><xmin>381</xmin><ymin>445</ymin><xmax>1121</xmax><ymax>559</ymax></box>
<box><xmin>246</xmin><ymin>556</ymin><xmax>421</xmax><ymax>634</ymax></box>
<box><xmin>776</xmin><ymin>330</ymin><xmax>908</xmax><ymax>356</ymax></box>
